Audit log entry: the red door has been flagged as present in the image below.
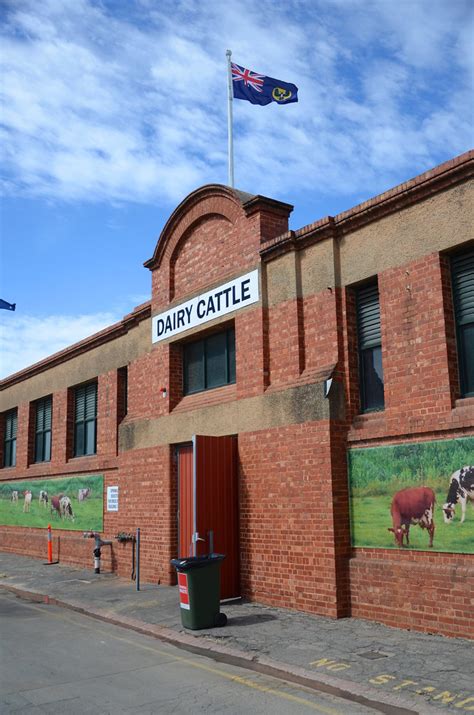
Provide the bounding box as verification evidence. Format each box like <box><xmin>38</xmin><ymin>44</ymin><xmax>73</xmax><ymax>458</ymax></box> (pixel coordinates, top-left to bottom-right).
<box><xmin>176</xmin><ymin>436</ymin><xmax>239</xmax><ymax>599</ymax></box>
<box><xmin>177</xmin><ymin>443</ymin><xmax>194</xmax><ymax>558</ymax></box>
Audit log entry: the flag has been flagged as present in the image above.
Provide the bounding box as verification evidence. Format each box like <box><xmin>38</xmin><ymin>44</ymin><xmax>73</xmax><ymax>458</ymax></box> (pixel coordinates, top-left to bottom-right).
<box><xmin>0</xmin><ymin>299</ymin><xmax>16</xmax><ymax>311</ymax></box>
<box><xmin>231</xmin><ymin>63</ymin><xmax>298</xmax><ymax>106</ymax></box>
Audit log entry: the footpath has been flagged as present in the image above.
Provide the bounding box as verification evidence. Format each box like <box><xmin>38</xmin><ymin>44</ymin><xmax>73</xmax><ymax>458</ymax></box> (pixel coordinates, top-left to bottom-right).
<box><xmin>0</xmin><ymin>552</ymin><xmax>472</xmax><ymax>715</ymax></box>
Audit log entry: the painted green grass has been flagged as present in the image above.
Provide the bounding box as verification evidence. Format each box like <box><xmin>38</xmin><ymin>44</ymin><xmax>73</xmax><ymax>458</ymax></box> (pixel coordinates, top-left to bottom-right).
<box><xmin>0</xmin><ymin>474</ymin><xmax>103</xmax><ymax>531</ymax></box>
<box><xmin>351</xmin><ymin>492</ymin><xmax>474</xmax><ymax>553</ymax></box>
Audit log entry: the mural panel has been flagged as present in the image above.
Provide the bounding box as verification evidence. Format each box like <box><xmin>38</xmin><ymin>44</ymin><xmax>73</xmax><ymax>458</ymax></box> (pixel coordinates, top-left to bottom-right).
<box><xmin>0</xmin><ymin>474</ymin><xmax>103</xmax><ymax>531</ymax></box>
<box><xmin>348</xmin><ymin>437</ymin><xmax>474</xmax><ymax>553</ymax></box>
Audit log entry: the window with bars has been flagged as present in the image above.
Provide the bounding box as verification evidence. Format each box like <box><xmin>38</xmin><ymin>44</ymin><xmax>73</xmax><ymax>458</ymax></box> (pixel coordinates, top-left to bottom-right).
<box><xmin>451</xmin><ymin>248</ymin><xmax>474</xmax><ymax>397</ymax></box>
<box><xmin>74</xmin><ymin>382</ymin><xmax>97</xmax><ymax>457</ymax></box>
<box><xmin>34</xmin><ymin>396</ymin><xmax>52</xmax><ymax>463</ymax></box>
<box><xmin>356</xmin><ymin>282</ymin><xmax>385</xmax><ymax>412</ymax></box>
<box><xmin>3</xmin><ymin>409</ymin><xmax>17</xmax><ymax>468</ymax></box>
<box><xmin>183</xmin><ymin>327</ymin><xmax>236</xmax><ymax>395</ymax></box>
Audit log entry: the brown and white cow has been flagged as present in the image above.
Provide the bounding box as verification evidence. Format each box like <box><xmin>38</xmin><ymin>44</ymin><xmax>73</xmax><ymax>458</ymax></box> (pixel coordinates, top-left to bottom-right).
<box><xmin>23</xmin><ymin>490</ymin><xmax>32</xmax><ymax>513</ymax></box>
<box><xmin>388</xmin><ymin>486</ymin><xmax>436</xmax><ymax>548</ymax></box>
<box><xmin>442</xmin><ymin>466</ymin><xmax>474</xmax><ymax>524</ymax></box>
<box><xmin>50</xmin><ymin>495</ymin><xmax>63</xmax><ymax>518</ymax></box>
<box><xmin>60</xmin><ymin>496</ymin><xmax>74</xmax><ymax>521</ymax></box>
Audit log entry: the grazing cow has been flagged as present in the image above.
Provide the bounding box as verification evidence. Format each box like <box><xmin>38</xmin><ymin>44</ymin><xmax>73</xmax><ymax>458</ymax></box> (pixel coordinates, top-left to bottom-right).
<box><xmin>388</xmin><ymin>486</ymin><xmax>436</xmax><ymax>548</ymax></box>
<box><xmin>78</xmin><ymin>488</ymin><xmax>91</xmax><ymax>502</ymax></box>
<box><xmin>60</xmin><ymin>496</ymin><xmax>74</xmax><ymax>521</ymax></box>
<box><xmin>442</xmin><ymin>466</ymin><xmax>474</xmax><ymax>524</ymax></box>
<box><xmin>23</xmin><ymin>490</ymin><xmax>32</xmax><ymax>513</ymax></box>
<box><xmin>11</xmin><ymin>490</ymin><xmax>18</xmax><ymax>504</ymax></box>
<box><xmin>50</xmin><ymin>495</ymin><xmax>62</xmax><ymax>518</ymax></box>
<box><xmin>39</xmin><ymin>490</ymin><xmax>48</xmax><ymax>507</ymax></box>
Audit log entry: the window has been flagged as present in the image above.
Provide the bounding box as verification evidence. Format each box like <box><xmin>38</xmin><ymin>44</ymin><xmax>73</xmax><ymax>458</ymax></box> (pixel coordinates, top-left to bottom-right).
<box><xmin>183</xmin><ymin>327</ymin><xmax>236</xmax><ymax>395</ymax></box>
<box><xmin>34</xmin><ymin>396</ymin><xmax>52</xmax><ymax>463</ymax></box>
<box><xmin>451</xmin><ymin>248</ymin><xmax>474</xmax><ymax>397</ymax></box>
<box><xmin>4</xmin><ymin>409</ymin><xmax>17</xmax><ymax>467</ymax></box>
<box><xmin>356</xmin><ymin>283</ymin><xmax>384</xmax><ymax>412</ymax></box>
<box><xmin>74</xmin><ymin>382</ymin><xmax>97</xmax><ymax>456</ymax></box>
<box><xmin>118</xmin><ymin>366</ymin><xmax>128</xmax><ymax>420</ymax></box>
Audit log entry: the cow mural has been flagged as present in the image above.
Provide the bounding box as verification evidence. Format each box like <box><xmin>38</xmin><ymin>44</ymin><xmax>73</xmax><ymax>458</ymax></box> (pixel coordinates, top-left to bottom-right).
<box><xmin>0</xmin><ymin>475</ymin><xmax>103</xmax><ymax>531</ymax></box>
<box><xmin>348</xmin><ymin>436</ymin><xmax>474</xmax><ymax>553</ymax></box>
<box><xmin>388</xmin><ymin>487</ymin><xmax>436</xmax><ymax>548</ymax></box>
<box><xmin>442</xmin><ymin>466</ymin><xmax>474</xmax><ymax>524</ymax></box>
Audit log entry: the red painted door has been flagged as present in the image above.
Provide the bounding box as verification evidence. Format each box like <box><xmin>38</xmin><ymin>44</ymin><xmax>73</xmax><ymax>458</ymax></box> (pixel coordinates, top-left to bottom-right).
<box><xmin>194</xmin><ymin>435</ymin><xmax>239</xmax><ymax>600</ymax></box>
<box><xmin>176</xmin><ymin>436</ymin><xmax>239</xmax><ymax>600</ymax></box>
<box><xmin>177</xmin><ymin>443</ymin><xmax>194</xmax><ymax>558</ymax></box>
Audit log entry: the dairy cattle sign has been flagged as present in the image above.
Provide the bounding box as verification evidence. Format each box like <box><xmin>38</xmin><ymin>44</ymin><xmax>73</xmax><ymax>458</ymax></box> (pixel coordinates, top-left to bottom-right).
<box><xmin>152</xmin><ymin>270</ymin><xmax>259</xmax><ymax>343</ymax></box>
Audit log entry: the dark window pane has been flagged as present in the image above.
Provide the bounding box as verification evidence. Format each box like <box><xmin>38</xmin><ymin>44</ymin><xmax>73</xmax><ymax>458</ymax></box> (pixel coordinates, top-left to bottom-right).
<box><xmin>44</xmin><ymin>398</ymin><xmax>52</xmax><ymax>430</ymax></box>
<box><xmin>361</xmin><ymin>346</ymin><xmax>385</xmax><ymax>411</ymax></box>
<box><xmin>34</xmin><ymin>397</ymin><xmax>52</xmax><ymax>463</ymax></box>
<box><xmin>206</xmin><ymin>332</ymin><xmax>227</xmax><ymax>388</ymax></box>
<box><xmin>85</xmin><ymin>383</ymin><xmax>97</xmax><ymax>419</ymax></box>
<box><xmin>4</xmin><ymin>442</ymin><xmax>12</xmax><ymax>467</ymax></box>
<box><xmin>75</xmin><ymin>422</ymin><xmax>85</xmax><ymax>457</ymax></box>
<box><xmin>184</xmin><ymin>341</ymin><xmax>205</xmax><ymax>394</ymax></box>
<box><xmin>460</xmin><ymin>323</ymin><xmax>474</xmax><ymax>396</ymax></box>
<box><xmin>75</xmin><ymin>387</ymin><xmax>85</xmax><ymax>421</ymax></box>
<box><xmin>35</xmin><ymin>434</ymin><xmax>43</xmax><ymax>463</ymax></box>
<box><xmin>228</xmin><ymin>329</ymin><xmax>236</xmax><ymax>384</ymax></box>
<box><xmin>85</xmin><ymin>420</ymin><xmax>96</xmax><ymax>455</ymax></box>
<box><xmin>4</xmin><ymin>410</ymin><xmax>17</xmax><ymax>467</ymax></box>
<box><xmin>44</xmin><ymin>431</ymin><xmax>51</xmax><ymax>462</ymax></box>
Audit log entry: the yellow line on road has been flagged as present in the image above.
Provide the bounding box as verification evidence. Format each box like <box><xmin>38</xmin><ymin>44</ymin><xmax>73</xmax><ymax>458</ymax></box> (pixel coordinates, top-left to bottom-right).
<box><xmin>16</xmin><ymin>597</ymin><xmax>343</xmax><ymax>714</ymax></box>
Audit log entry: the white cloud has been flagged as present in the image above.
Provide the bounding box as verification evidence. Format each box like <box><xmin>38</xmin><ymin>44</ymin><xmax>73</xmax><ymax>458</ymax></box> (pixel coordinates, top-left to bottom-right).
<box><xmin>0</xmin><ymin>0</ymin><xmax>472</xmax><ymax>207</ymax></box>
<box><xmin>0</xmin><ymin>312</ymin><xmax>121</xmax><ymax>379</ymax></box>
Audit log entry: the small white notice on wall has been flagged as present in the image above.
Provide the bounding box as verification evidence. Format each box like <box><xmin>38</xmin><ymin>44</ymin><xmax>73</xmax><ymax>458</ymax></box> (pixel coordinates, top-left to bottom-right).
<box><xmin>107</xmin><ymin>486</ymin><xmax>119</xmax><ymax>512</ymax></box>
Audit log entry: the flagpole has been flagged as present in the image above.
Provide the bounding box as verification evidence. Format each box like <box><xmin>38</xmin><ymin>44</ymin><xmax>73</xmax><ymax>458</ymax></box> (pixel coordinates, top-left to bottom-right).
<box><xmin>226</xmin><ymin>49</ymin><xmax>234</xmax><ymax>188</ymax></box>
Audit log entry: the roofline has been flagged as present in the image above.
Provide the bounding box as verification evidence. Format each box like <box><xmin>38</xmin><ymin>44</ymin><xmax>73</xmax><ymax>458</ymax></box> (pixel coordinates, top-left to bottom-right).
<box><xmin>0</xmin><ymin>302</ymin><xmax>151</xmax><ymax>389</ymax></box>
<box><xmin>260</xmin><ymin>150</ymin><xmax>474</xmax><ymax>261</ymax></box>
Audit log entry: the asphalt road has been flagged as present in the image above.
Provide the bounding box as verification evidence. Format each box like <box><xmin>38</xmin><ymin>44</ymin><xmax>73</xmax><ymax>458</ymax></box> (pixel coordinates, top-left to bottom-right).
<box><xmin>0</xmin><ymin>591</ymin><xmax>377</xmax><ymax>714</ymax></box>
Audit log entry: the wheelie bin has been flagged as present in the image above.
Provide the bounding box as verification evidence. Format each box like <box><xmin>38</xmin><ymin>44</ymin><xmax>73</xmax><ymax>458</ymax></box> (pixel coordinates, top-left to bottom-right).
<box><xmin>170</xmin><ymin>554</ymin><xmax>227</xmax><ymax>630</ymax></box>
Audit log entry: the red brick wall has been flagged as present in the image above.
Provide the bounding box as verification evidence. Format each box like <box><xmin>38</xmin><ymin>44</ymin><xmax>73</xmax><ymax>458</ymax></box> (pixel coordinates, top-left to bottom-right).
<box><xmin>239</xmin><ymin>422</ymin><xmax>349</xmax><ymax>617</ymax></box>
<box><xmin>349</xmin><ymin>550</ymin><xmax>474</xmax><ymax>639</ymax></box>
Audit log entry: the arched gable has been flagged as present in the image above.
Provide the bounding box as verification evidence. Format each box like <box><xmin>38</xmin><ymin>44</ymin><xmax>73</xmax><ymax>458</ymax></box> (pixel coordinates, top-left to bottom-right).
<box><xmin>145</xmin><ymin>185</ymin><xmax>257</xmax><ymax>305</ymax></box>
<box><xmin>144</xmin><ymin>185</ymin><xmax>253</xmax><ymax>272</ymax></box>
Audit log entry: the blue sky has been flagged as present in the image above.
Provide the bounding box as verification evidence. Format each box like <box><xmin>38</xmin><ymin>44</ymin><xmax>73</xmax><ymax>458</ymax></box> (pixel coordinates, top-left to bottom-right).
<box><xmin>0</xmin><ymin>0</ymin><xmax>473</xmax><ymax>378</ymax></box>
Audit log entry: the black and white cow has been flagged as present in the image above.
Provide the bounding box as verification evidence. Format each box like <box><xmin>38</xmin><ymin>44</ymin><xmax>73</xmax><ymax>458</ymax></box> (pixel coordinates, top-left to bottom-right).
<box><xmin>442</xmin><ymin>466</ymin><xmax>474</xmax><ymax>524</ymax></box>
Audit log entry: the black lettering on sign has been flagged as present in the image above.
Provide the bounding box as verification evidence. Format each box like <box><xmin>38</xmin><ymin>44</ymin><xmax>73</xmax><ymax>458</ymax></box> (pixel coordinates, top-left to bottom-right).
<box><xmin>165</xmin><ymin>315</ymin><xmax>172</xmax><ymax>334</ymax></box>
<box><xmin>197</xmin><ymin>299</ymin><xmax>206</xmax><ymax>319</ymax></box>
<box><xmin>241</xmin><ymin>278</ymin><xmax>251</xmax><ymax>301</ymax></box>
<box><xmin>185</xmin><ymin>305</ymin><xmax>193</xmax><ymax>323</ymax></box>
<box><xmin>231</xmin><ymin>284</ymin><xmax>241</xmax><ymax>306</ymax></box>
<box><xmin>157</xmin><ymin>318</ymin><xmax>165</xmax><ymax>337</ymax></box>
<box><xmin>206</xmin><ymin>295</ymin><xmax>216</xmax><ymax>316</ymax></box>
<box><xmin>222</xmin><ymin>287</ymin><xmax>232</xmax><ymax>309</ymax></box>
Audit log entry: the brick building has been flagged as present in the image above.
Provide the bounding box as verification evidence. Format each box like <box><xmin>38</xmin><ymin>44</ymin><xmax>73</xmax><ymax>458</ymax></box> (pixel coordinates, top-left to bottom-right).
<box><xmin>1</xmin><ymin>150</ymin><xmax>473</xmax><ymax>639</ymax></box>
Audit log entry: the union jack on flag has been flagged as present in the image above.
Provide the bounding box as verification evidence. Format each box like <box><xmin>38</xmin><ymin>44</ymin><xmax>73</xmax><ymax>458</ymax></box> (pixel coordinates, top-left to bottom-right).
<box><xmin>231</xmin><ymin>61</ymin><xmax>298</xmax><ymax>106</ymax></box>
<box><xmin>231</xmin><ymin>63</ymin><xmax>265</xmax><ymax>93</ymax></box>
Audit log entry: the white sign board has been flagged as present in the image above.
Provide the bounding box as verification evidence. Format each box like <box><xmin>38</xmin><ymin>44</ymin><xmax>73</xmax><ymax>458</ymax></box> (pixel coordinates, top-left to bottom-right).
<box><xmin>152</xmin><ymin>269</ymin><xmax>259</xmax><ymax>343</ymax></box>
<box><xmin>107</xmin><ymin>486</ymin><xmax>119</xmax><ymax>512</ymax></box>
